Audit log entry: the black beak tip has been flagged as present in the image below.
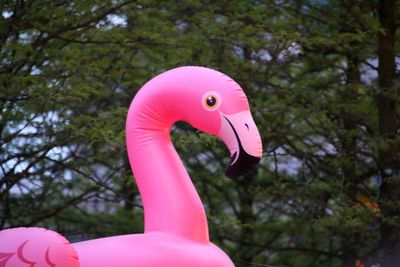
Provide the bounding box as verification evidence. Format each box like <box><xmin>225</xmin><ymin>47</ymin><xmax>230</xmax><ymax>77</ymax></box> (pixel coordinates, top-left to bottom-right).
<box><xmin>224</xmin><ymin>152</ymin><xmax>261</xmax><ymax>179</ymax></box>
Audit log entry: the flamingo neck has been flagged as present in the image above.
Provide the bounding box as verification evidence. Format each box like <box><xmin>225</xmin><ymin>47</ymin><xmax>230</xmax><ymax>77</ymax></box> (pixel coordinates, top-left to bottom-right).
<box><xmin>126</xmin><ymin>89</ymin><xmax>209</xmax><ymax>243</ymax></box>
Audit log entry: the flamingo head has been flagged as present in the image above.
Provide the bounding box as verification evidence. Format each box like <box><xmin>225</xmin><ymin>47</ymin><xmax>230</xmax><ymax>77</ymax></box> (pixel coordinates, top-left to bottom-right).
<box><xmin>160</xmin><ymin>67</ymin><xmax>263</xmax><ymax>178</ymax></box>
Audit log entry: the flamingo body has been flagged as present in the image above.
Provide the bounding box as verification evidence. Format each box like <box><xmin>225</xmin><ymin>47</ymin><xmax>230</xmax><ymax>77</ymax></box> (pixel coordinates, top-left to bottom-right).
<box><xmin>74</xmin><ymin>232</ymin><xmax>233</xmax><ymax>267</ymax></box>
<box><xmin>0</xmin><ymin>67</ymin><xmax>262</xmax><ymax>267</ymax></box>
<box><xmin>0</xmin><ymin>227</ymin><xmax>79</xmax><ymax>267</ymax></box>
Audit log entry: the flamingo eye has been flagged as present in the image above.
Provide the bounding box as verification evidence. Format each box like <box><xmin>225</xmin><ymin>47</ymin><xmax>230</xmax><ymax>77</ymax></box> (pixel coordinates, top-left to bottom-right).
<box><xmin>202</xmin><ymin>91</ymin><xmax>221</xmax><ymax>111</ymax></box>
<box><xmin>206</xmin><ymin>96</ymin><xmax>217</xmax><ymax>107</ymax></box>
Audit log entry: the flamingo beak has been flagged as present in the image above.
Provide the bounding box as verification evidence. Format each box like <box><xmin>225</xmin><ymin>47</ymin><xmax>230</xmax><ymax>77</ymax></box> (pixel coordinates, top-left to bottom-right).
<box><xmin>217</xmin><ymin>111</ymin><xmax>263</xmax><ymax>178</ymax></box>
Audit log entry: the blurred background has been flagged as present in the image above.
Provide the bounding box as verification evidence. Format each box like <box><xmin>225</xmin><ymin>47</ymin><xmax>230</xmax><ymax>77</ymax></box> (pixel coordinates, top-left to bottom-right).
<box><xmin>0</xmin><ymin>1</ymin><xmax>399</xmax><ymax>266</ymax></box>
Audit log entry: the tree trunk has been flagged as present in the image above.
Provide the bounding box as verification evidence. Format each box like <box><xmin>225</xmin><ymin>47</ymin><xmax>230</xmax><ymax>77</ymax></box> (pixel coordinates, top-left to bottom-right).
<box><xmin>235</xmin><ymin>171</ymin><xmax>257</xmax><ymax>266</ymax></box>
<box><xmin>374</xmin><ymin>0</ymin><xmax>400</xmax><ymax>266</ymax></box>
<box><xmin>341</xmin><ymin>54</ymin><xmax>361</xmax><ymax>267</ymax></box>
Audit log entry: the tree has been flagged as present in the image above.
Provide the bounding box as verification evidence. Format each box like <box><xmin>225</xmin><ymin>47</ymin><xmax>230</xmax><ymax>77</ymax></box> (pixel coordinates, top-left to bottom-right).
<box><xmin>0</xmin><ymin>0</ymin><xmax>139</xmax><ymax>236</ymax></box>
<box><xmin>1</xmin><ymin>1</ymin><xmax>399</xmax><ymax>267</ymax></box>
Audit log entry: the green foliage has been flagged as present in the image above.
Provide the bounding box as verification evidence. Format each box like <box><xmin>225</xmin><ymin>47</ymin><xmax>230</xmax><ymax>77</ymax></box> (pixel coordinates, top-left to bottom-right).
<box><xmin>1</xmin><ymin>1</ymin><xmax>399</xmax><ymax>266</ymax></box>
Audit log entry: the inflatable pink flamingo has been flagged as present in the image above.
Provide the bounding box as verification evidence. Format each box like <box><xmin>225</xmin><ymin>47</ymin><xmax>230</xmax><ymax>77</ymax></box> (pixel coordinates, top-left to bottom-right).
<box><xmin>0</xmin><ymin>66</ymin><xmax>262</xmax><ymax>266</ymax></box>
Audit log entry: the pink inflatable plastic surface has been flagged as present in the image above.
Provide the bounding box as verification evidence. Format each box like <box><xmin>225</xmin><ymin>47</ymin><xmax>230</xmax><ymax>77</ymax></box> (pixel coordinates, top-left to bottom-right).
<box><xmin>0</xmin><ymin>66</ymin><xmax>262</xmax><ymax>266</ymax></box>
<box><xmin>0</xmin><ymin>227</ymin><xmax>79</xmax><ymax>267</ymax></box>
